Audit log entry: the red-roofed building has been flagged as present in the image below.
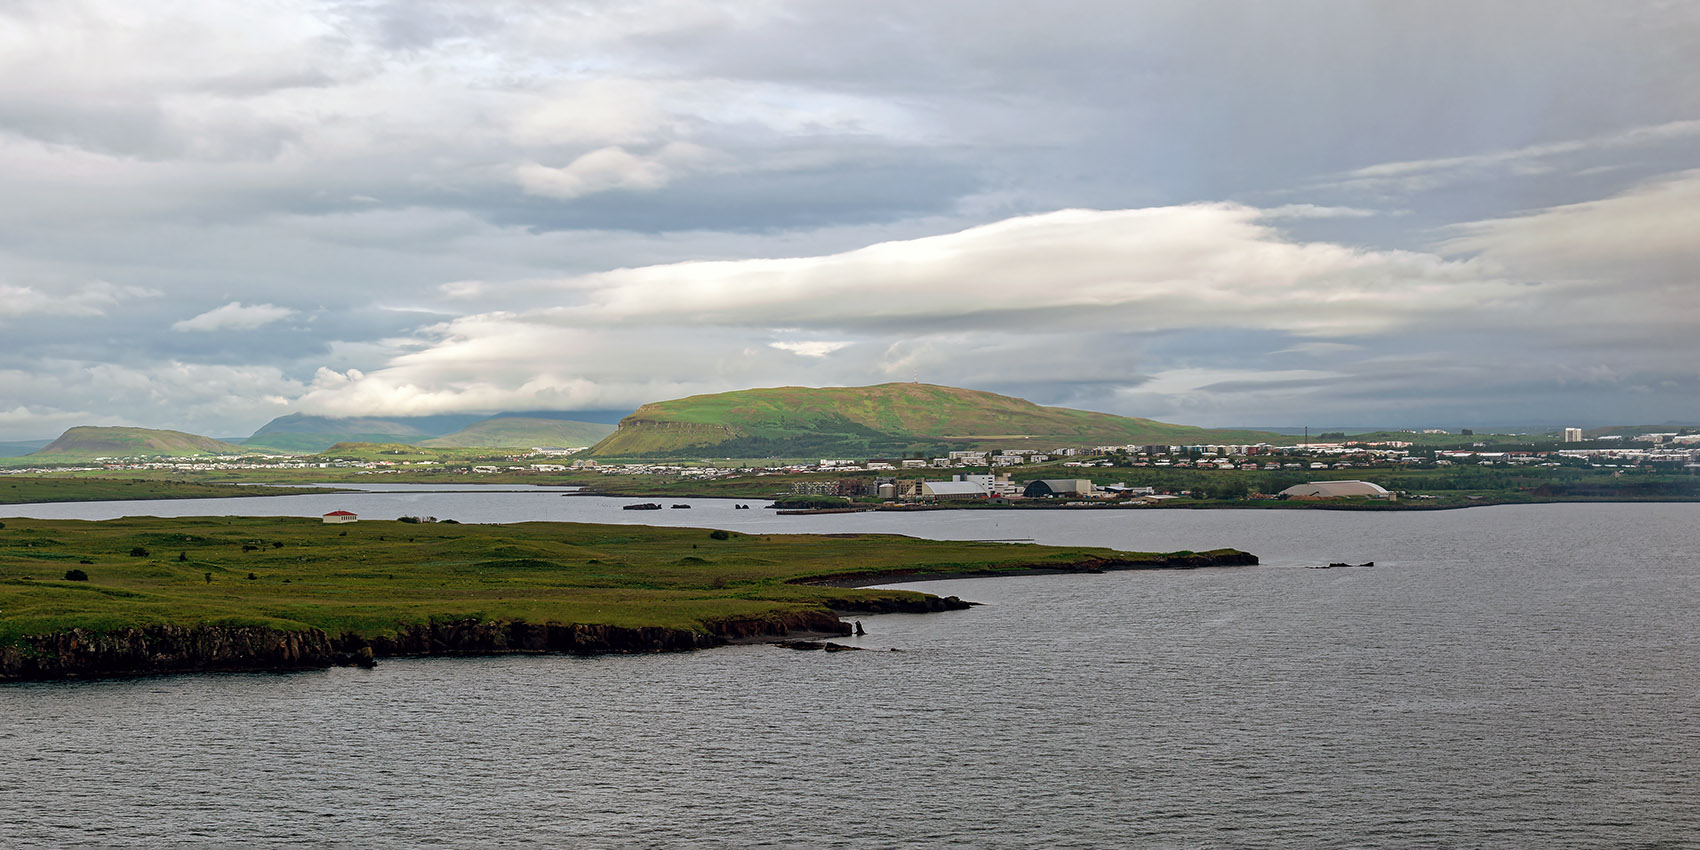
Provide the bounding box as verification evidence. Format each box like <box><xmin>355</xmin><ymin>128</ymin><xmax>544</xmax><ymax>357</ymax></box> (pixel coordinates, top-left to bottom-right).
<box><xmin>321</xmin><ymin>510</ymin><xmax>358</xmax><ymax>524</ymax></box>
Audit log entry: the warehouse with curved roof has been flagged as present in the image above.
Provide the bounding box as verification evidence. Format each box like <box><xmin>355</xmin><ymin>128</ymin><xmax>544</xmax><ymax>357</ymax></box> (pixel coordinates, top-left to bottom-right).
<box><xmin>1278</xmin><ymin>480</ymin><xmax>1393</xmax><ymax>499</ymax></box>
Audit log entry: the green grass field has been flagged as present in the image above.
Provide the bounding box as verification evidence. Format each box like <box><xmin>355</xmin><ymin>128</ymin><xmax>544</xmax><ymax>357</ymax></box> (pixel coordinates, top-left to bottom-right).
<box><xmin>0</xmin><ymin>516</ymin><xmax>1232</xmax><ymax>647</ymax></box>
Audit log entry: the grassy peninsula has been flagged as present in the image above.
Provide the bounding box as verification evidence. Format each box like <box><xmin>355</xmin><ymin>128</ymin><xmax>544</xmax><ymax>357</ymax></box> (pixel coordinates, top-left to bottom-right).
<box><xmin>0</xmin><ymin>516</ymin><xmax>1254</xmax><ymax>679</ymax></box>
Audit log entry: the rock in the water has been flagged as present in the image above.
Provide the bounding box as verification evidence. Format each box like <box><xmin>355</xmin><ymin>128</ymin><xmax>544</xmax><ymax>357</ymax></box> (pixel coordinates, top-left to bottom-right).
<box><xmin>772</xmin><ymin>640</ymin><xmax>862</xmax><ymax>652</ymax></box>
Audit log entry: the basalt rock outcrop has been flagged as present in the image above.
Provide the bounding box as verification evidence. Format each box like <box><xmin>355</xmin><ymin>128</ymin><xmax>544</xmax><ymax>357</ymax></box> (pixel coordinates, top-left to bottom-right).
<box><xmin>1</xmin><ymin>609</ymin><xmax>857</xmax><ymax>682</ymax></box>
<box><xmin>828</xmin><ymin>594</ymin><xmax>975</xmax><ymax>614</ymax></box>
<box><xmin>0</xmin><ymin>624</ymin><xmax>338</xmax><ymax>681</ymax></box>
<box><xmin>346</xmin><ymin>609</ymin><xmax>849</xmax><ymax>658</ymax></box>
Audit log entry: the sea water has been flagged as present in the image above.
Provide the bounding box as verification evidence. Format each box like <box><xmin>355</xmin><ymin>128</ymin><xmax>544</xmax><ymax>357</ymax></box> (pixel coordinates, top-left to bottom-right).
<box><xmin>3</xmin><ymin>493</ymin><xmax>1698</xmax><ymax>846</ymax></box>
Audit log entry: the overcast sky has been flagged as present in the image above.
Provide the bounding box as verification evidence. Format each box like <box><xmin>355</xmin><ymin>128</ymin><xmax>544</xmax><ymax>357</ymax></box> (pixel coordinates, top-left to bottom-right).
<box><xmin>3</xmin><ymin>0</ymin><xmax>1699</xmax><ymax>440</ymax></box>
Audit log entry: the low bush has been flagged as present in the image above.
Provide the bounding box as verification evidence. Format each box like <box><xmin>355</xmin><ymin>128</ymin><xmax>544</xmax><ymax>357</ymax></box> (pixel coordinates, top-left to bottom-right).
<box><xmin>63</xmin><ymin>568</ymin><xmax>89</xmax><ymax>581</ymax></box>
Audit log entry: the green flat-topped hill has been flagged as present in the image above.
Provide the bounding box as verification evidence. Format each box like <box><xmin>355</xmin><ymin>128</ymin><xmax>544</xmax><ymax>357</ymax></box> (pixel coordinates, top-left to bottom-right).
<box><xmin>29</xmin><ymin>426</ymin><xmax>247</xmax><ymax>460</ymax></box>
<box><xmin>0</xmin><ymin>517</ymin><xmax>1252</xmax><ymax>669</ymax></box>
<box><xmin>419</xmin><ymin>417</ymin><xmax>615</xmax><ymax>449</ymax></box>
<box><xmin>586</xmin><ymin>383</ymin><xmax>1288</xmax><ymax>458</ymax></box>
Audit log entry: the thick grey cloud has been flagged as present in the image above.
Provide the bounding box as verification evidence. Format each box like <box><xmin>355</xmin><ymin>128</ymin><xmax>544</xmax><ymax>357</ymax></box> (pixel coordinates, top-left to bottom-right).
<box><xmin>1</xmin><ymin>0</ymin><xmax>1698</xmax><ymax>439</ymax></box>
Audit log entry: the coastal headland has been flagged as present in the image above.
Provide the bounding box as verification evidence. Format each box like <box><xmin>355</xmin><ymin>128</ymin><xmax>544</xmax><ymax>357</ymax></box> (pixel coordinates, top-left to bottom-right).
<box><xmin>0</xmin><ymin>516</ymin><xmax>1254</xmax><ymax>681</ymax></box>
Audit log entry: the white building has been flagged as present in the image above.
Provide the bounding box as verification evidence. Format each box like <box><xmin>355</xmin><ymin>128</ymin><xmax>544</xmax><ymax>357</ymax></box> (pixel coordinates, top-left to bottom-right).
<box><xmin>921</xmin><ymin>480</ymin><xmax>988</xmax><ymax>500</ymax></box>
<box><xmin>1278</xmin><ymin>480</ymin><xmax>1393</xmax><ymax>500</ymax></box>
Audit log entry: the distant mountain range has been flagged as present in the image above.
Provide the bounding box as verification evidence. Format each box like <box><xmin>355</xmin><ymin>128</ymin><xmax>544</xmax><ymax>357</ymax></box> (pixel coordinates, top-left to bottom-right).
<box><xmin>584</xmin><ymin>383</ymin><xmax>1289</xmax><ymax>458</ymax></box>
<box><xmin>14</xmin><ymin>411</ymin><xmax>623</xmax><ymax>459</ymax></box>
<box><xmin>18</xmin><ymin>383</ymin><xmax>1669</xmax><ymax>462</ymax></box>
<box><xmin>241</xmin><ymin>411</ymin><xmax>623</xmax><ymax>453</ymax></box>
<box><xmin>0</xmin><ymin>439</ymin><xmax>51</xmax><ymax>458</ymax></box>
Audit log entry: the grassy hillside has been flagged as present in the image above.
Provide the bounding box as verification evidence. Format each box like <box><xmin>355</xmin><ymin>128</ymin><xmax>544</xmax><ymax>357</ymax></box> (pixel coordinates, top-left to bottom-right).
<box><xmin>586</xmin><ymin>383</ymin><xmax>1288</xmax><ymax>458</ymax></box>
<box><xmin>29</xmin><ymin>427</ymin><xmax>248</xmax><ymax>460</ymax></box>
<box><xmin>243</xmin><ymin>413</ymin><xmax>443</xmax><ymax>453</ymax></box>
<box><xmin>0</xmin><ymin>516</ymin><xmax>1244</xmax><ymax>648</ymax></box>
<box><xmin>419</xmin><ymin>417</ymin><xmax>615</xmax><ymax>449</ymax></box>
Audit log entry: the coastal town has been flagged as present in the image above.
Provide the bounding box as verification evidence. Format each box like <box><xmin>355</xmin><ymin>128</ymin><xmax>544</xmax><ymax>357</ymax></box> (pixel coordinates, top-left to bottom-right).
<box><xmin>8</xmin><ymin>432</ymin><xmax>1700</xmax><ymax>507</ymax></box>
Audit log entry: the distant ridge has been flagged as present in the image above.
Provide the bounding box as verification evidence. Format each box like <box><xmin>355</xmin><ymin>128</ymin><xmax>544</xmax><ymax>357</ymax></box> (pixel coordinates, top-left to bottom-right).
<box><xmin>0</xmin><ymin>439</ymin><xmax>52</xmax><ymax>458</ymax></box>
<box><xmin>419</xmin><ymin>417</ymin><xmax>615</xmax><ymax>448</ymax></box>
<box><xmin>30</xmin><ymin>426</ymin><xmax>246</xmax><ymax>459</ymax></box>
<box><xmin>244</xmin><ymin>410</ymin><xmax>631</xmax><ymax>452</ymax></box>
<box><xmin>241</xmin><ymin>413</ymin><xmax>481</xmax><ymax>453</ymax></box>
<box><xmin>585</xmin><ymin>383</ymin><xmax>1287</xmax><ymax>458</ymax></box>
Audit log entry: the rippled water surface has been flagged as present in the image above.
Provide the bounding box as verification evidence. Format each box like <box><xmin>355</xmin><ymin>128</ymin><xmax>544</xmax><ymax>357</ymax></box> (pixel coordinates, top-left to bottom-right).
<box><xmin>4</xmin><ymin>490</ymin><xmax>1699</xmax><ymax>847</ymax></box>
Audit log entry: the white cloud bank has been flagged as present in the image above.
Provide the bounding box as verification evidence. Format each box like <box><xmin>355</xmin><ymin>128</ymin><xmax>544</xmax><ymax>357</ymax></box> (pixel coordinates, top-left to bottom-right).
<box><xmin>570</xmin><ymin>204</ymin><xmax>1498</xmax><ymax>335</ymax></box>
<box><xmin>172</xmin><ymin>301</ymin><xmax>297</xmax><ymax>332</ymax></box>
<box><xmin>279</xmin><ymin>186</ymin><xmax>1700</xmax><ymax>425</ymax></box>
<box><xmin>515</xmin><ymin>143</ymin><xmax>719</xmax><ymax>200</ymax></box>
<box><xmin>293</xmin><ymin>202</ymin><xmax>1516</xmax><ymax>417</ymax></box>
<box><xmin>0</xmin><ymin>280</ymin><xmax>157</xmax><ymax>319</ymax></box>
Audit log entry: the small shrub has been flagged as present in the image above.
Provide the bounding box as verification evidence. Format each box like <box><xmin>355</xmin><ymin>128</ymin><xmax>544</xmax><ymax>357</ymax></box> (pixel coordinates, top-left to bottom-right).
<box><xmin>64</xmin><ymin>568</ymin><xmax>89</xmax><ymax>581</ymax></box>
<box><xmin>272</xmin><ymin>541</ymin><xmax>284</xmax><ymax>549</ymax></box>
<box><xmin>242</xmin><ymin>544</ymin><xmax>258</xmax><ymax>552</ymax></box>
<box><xmin>708</xmin><ymin>529</ymin><xmax>731</xmax><ymax>540</ymax></box>
<box><xmin>129</xmin><ymin>547</ymin><xmax>149</xmax><ymax>557</ymax></box>
<box><xmin>247</xmin><ymin>572</ymin><xmax>258</xmax><ymax>581</ymax></box>
<box><xmin>178</xmin><ymin>551</ymin><xmax>188</xmax><ymax>562</ymax></box>
<box><xmin>397</xmin><ymin>516</ymin><xmax>421</xmax><ymax>524</ymax></box>
<box><xmin>441</xmin><ymin>518</ymin><xmax>460</xmax><ymax>524</ymax></box>
<box><xmin>0</xmin><ymin>521</ymin><xmax>6</xmax><ymax>529</ymax></box>
<box><xmin>79</xmin><ymin>559</ymin><xmax>93</xmax><ymax>565</ymax></box>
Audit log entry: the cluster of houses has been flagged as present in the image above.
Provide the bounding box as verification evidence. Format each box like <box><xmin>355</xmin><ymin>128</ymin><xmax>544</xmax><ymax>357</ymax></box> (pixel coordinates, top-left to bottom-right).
<box><xmin>791</xmin><ymin>473</ymin><xmax>1163</xmax><ymax>503</ymax></box>
<box><xmin>791</xmin><ymin>473</ymin><xmax>1400</xmax><ymax>503</ymax></box>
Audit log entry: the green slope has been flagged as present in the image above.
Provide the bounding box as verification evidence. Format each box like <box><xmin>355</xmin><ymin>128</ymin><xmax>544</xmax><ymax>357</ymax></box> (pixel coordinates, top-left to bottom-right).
<box><xmin>585</xmin><ymin>383</ymin><xmax>1287</xmax><ymax>458</ymax></box>
<box><xmin>242</xmin><ymin>413</ymin><xmax>436</xmax><ymax>453</ymax></box>
<box><xmin>419</xmin><ymin>417</ymin><xmax>615</xmax><ymax>449</ymax></box>
<box><xmin>29</xmin><ymin>427</ymin><xmax>248</xmax><ymax>460</ymax></box>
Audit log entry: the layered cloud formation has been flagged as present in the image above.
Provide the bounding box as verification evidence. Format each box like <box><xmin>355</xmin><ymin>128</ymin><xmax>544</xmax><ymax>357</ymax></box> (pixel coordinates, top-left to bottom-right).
<box><xmin>2</xmin><ymin>1</ymin><xmax>1698</xmax><ymax>438</ymax></box>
